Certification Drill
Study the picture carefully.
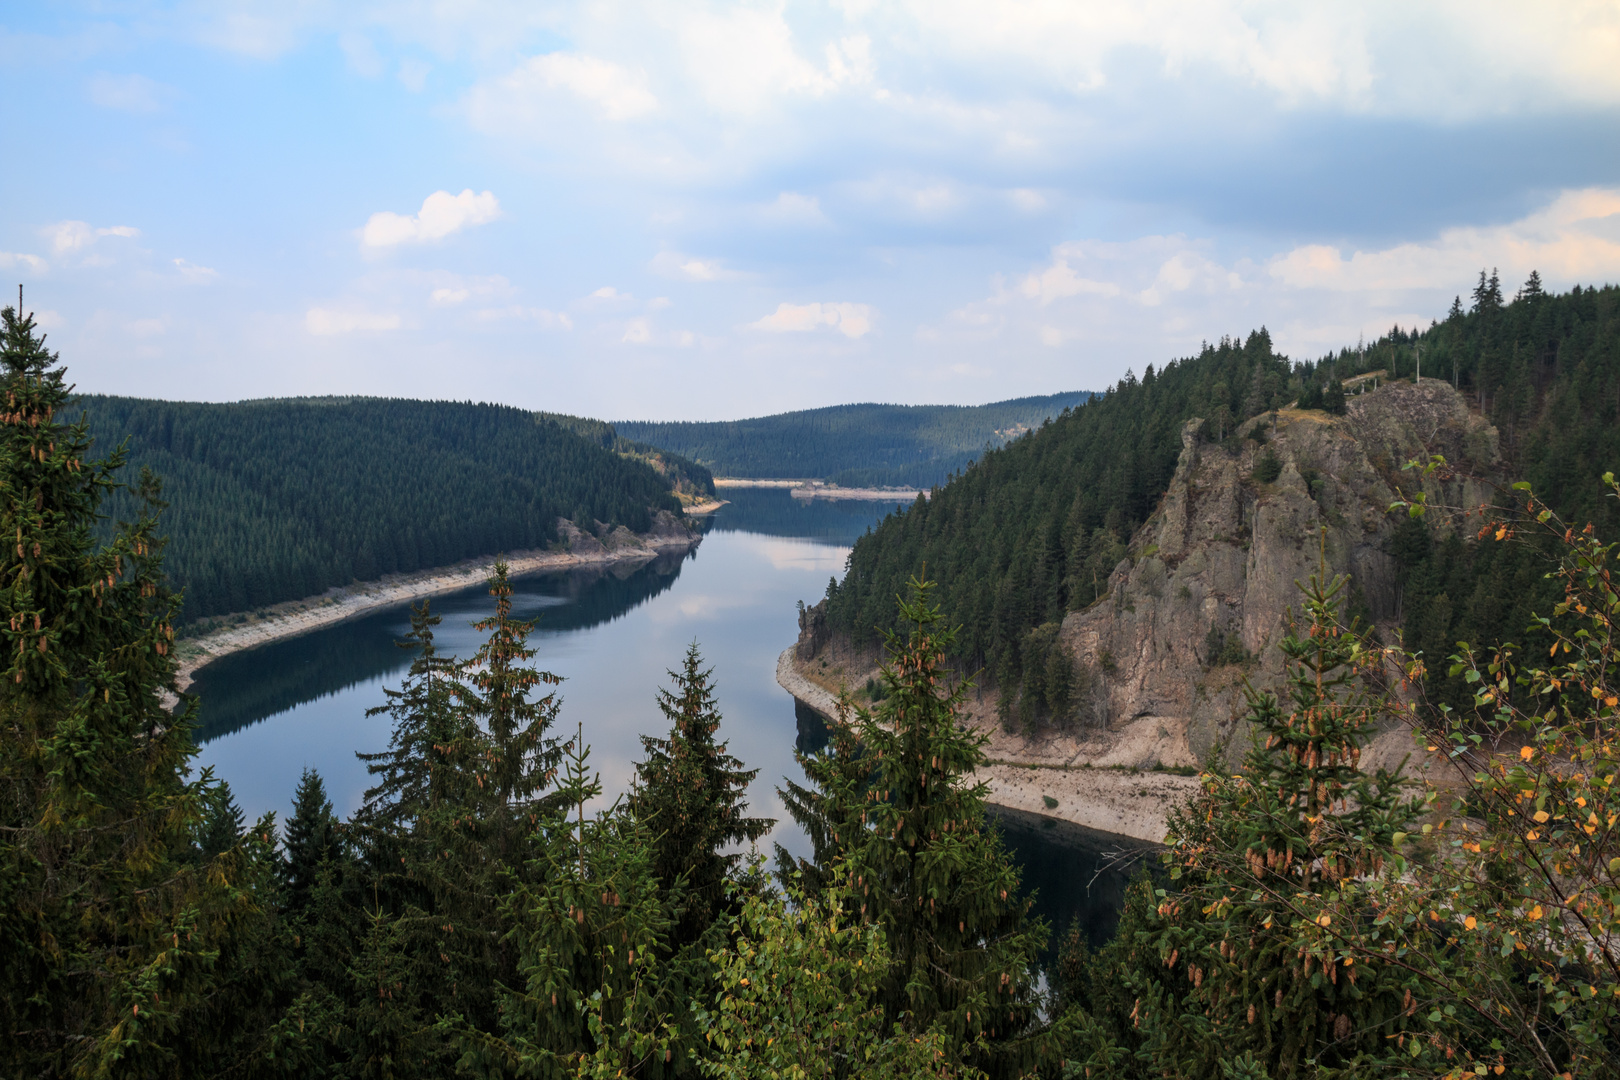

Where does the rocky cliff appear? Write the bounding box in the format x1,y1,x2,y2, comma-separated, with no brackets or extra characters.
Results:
1063,377,1496,770
778,378,1497,837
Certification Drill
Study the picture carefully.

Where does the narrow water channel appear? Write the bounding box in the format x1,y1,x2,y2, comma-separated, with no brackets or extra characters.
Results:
189,488,1150,950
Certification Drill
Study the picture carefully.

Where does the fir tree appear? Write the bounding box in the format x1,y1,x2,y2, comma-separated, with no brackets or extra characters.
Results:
284,767,341,915
631,642,772,947
837,576,1050,1077
0,303,273,1075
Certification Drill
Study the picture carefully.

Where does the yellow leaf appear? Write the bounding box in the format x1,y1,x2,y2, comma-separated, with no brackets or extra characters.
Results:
1317,915,1331,927
1533,810,1550,823
1528,905,1543,921
1464,916,1477,931
1520,746,1535,761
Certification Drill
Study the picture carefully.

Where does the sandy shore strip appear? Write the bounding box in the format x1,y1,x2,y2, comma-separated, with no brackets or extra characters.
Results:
713,477,926,501
775,647,1186,842
173,535,698,692
684,498,729,514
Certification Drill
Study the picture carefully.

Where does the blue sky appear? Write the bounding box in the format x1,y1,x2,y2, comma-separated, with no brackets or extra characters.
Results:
3,2,1619,421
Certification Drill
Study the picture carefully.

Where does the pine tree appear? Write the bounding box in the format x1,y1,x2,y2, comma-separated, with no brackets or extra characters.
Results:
631,642,772,947
836,576,1050,1077
284,767,341,915
0,304,273,1075
1094,547,1429,1078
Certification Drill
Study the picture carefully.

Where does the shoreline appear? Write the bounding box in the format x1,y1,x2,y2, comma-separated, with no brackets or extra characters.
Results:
714,477,927,502
775,647,1188,843
173,531,700,692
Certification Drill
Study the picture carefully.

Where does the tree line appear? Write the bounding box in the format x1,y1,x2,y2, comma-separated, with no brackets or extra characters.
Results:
2,304,1616,1077
617,393,1093,488
824,278,1620,724
75,395,702,622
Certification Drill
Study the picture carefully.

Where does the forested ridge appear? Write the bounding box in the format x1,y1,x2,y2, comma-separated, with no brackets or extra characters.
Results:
74,395,701,622
826,275,1620,707
4,300,1618,1077
616,391,1093,487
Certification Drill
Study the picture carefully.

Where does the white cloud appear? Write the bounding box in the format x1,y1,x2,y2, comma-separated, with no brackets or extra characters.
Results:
757,192,829,226
44,221,140,255
676,7,873,113
173,257,218,283
466,52,657,129
0,252,47,275
398,58,431,92
648,296,673,310
1267,188,1620,292
651,251,740,282
474,305,572,329
622,317,652,344
361,190,501,250
87,73,170,113
129,318,166,338
431,288,469,305
305,307,401,335
1015,246,1123,305
749,302,874,339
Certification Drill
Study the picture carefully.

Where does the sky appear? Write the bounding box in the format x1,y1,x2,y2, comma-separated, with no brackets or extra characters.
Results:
3,2,1619,421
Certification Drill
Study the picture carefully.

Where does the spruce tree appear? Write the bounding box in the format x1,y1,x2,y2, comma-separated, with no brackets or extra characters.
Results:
837,576,1050,1077
198,776,248,859
0,304,271,1075
284,767,341,915
1082,551,1429,1078
776,696,871,896
631,642,772,947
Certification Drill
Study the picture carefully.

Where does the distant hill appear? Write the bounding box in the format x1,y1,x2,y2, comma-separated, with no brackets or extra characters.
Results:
77,396,705,622
616,392,1096,488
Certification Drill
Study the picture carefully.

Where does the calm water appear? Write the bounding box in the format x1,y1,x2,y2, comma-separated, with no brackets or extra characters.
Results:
191,488,1148,948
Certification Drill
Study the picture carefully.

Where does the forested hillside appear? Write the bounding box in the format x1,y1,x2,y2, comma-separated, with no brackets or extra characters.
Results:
617,391,1093,487
825,275,1620,703
77,396,692,621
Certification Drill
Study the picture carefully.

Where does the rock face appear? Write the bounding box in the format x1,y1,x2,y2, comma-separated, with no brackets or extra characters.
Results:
797,600,831,661
556,509,694,556
1062,379,1499,767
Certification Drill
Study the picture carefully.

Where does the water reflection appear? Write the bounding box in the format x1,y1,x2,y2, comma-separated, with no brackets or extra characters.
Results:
188,488,1143,950
190,550,693,743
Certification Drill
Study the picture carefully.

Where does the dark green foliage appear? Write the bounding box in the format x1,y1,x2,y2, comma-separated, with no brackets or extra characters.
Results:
775,699,872,898
825,333,1288,707
199,777,248,859
618,392,1094,487
823,577,1053,1077
828,281,1620,721
0,305,281,1077
1202,624,1250,668
631,643,773,948
77,395,689,622
283,768,340,916
1061,562,1430,1078
536,410,715,501
1251,448,1282,484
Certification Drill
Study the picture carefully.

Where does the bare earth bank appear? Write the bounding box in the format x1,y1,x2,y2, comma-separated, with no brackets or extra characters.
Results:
174,514,700,693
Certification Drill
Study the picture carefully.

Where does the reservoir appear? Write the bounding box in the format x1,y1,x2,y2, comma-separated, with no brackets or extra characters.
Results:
190,487,1148,951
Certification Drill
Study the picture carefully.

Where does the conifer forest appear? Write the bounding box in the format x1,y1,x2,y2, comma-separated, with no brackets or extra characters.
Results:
4,271,1620,1080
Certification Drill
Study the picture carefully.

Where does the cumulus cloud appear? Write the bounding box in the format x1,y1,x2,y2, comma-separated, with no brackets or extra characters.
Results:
44,221,140,255
622,318,652,344
1267,188,1620,292
465,51,657,132
650,251,739,282
749,302,874,339
87,73,171,113
361,190,501,250
305,307,402,335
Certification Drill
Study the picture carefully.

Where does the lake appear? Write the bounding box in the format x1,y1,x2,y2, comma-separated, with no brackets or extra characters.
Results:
190,487,1150,950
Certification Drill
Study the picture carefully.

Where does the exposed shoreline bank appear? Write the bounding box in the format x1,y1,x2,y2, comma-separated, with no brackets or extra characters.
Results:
174,530,700,692
775,647,1188,843
715,477,926,501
